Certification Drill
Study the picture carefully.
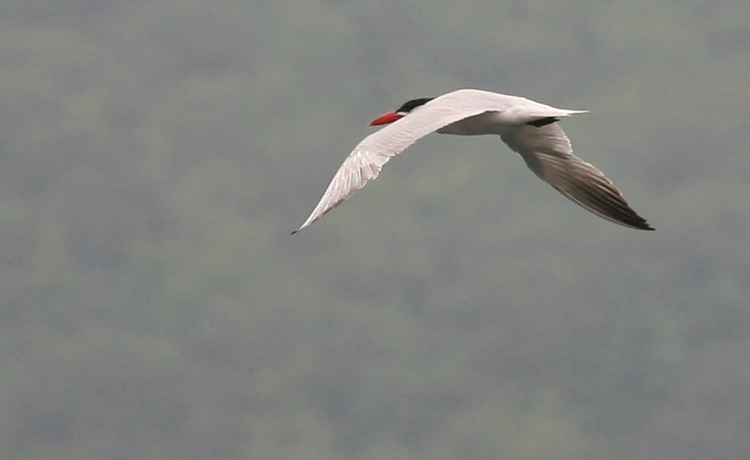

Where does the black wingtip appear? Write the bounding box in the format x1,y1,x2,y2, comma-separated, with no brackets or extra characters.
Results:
634,221,655,231
291,230,298,235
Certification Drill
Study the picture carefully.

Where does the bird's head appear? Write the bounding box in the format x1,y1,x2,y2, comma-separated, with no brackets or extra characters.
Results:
369,97,434,125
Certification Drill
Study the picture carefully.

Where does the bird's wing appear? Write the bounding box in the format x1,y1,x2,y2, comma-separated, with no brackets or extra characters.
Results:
501,122,653,230
293,93,503,233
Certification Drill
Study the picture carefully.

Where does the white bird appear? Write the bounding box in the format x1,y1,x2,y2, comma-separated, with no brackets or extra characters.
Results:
293,89,653,233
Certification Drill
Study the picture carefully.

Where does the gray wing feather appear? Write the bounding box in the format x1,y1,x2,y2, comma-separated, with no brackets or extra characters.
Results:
501,123,653,230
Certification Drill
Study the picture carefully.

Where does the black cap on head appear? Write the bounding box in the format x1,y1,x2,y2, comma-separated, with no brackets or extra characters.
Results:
396,98,434,114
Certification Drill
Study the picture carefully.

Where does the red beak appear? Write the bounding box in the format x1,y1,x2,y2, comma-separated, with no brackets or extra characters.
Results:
369,111,404,126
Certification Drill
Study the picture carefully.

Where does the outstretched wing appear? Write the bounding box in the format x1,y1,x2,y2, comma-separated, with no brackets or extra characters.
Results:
501,123,653,230
293,94,489,233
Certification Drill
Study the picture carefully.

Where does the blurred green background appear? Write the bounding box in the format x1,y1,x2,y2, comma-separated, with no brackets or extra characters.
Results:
1,1,749,459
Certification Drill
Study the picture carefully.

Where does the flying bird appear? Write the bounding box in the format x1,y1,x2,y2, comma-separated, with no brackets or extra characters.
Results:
293,89,653,233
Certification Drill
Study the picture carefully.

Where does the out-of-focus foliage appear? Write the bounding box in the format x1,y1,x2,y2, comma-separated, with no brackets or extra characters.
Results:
0,0,749,459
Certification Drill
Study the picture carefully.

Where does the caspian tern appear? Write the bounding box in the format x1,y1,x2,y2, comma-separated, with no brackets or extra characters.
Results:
293,89,653,233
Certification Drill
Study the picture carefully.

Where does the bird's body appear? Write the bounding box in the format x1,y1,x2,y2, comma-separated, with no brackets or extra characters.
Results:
293,89,653,233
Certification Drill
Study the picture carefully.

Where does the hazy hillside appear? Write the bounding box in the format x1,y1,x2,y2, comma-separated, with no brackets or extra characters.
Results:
1,1,749,459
